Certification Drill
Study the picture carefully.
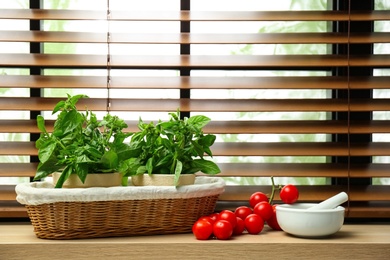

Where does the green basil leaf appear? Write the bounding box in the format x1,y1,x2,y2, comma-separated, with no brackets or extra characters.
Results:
100,150,119,170
77,154,95,164
120,158,143,176
191,159,221,175
86,146,103,159
187,115,211,129
54,165,73,188
116,144,142,161
158,121,175,131
69,94,88,108
61,110,83,136
155,154,173,168
36,115,47,133
200,134,216,147
136,166,147,174
204,147,213,157
34,159,62,180
191,140,204,158
52,100,66,115
174,159,183,186
75,163,88,183
146,157,154,174
37,142,57,163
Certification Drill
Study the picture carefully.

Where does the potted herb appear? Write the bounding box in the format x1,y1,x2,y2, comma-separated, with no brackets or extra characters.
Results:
120,110,221,186
34,94,136,188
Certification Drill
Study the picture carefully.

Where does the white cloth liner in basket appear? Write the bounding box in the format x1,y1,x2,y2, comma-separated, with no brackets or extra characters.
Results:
15,176,225,206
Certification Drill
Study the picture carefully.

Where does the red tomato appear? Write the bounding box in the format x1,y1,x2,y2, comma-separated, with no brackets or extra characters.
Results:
198,216,215,225
249,192,268,208
218,210,237,228
234,206,253,220
192,219,213,240
244,214,264,235
253,201,273,221
280,184,299,204
208,213,219,223
267,204,282,231
233,217,245,236
213,220,233,240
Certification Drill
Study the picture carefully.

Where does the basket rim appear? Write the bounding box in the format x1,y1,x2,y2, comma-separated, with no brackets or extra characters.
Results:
16,176,225,206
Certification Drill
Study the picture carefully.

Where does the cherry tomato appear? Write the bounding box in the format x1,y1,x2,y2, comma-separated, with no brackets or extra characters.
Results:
244,214,264,235
280,184,299,204
208,213,219,223
192,219,213,240
198,216,216,225
233,217,245,236
218,210,237,228
234,206,253,220
213,220,233,240
249,192,268,208
267,204,282,231
253,201,273,221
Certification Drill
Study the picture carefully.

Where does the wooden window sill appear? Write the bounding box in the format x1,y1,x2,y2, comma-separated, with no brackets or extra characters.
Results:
1,223,389,259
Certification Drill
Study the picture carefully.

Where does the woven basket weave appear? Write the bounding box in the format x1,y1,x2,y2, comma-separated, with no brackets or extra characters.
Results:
16,177,224,240
25,195,219,239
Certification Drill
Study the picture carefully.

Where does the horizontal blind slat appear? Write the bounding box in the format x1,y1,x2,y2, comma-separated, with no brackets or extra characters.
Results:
0,142,36,156
219,185,390,202
0,186,21,201
3,120,390,135
2,97,390,112
2,162,390,178
2,54,389,68
206,120,390,134
2,31,389,44
347,202,390,218
1,10,389,21
0,200,27,218
0,54,348,69
1,75,389,90
2,142,389,157
0,163,36,177
350,164,390,178
213,142,348,156
0,97,353,112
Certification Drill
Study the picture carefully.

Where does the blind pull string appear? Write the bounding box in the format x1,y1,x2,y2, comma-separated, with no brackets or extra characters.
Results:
106,0,112,113
346,0,351,216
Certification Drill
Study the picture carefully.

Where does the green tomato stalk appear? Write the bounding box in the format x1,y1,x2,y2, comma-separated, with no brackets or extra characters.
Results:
268,176,282,204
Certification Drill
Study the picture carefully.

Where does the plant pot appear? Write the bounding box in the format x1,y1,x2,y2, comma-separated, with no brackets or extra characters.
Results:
131,174,196,186
52,172,123,188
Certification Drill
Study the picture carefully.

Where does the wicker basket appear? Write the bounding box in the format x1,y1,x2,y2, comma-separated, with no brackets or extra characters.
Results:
16,177,224,240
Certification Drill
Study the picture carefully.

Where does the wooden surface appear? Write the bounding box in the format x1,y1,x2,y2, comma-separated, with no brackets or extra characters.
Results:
0,223,389,260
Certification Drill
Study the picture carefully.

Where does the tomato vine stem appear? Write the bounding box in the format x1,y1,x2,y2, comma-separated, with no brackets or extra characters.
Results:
269,176,276,204
268,176,282,204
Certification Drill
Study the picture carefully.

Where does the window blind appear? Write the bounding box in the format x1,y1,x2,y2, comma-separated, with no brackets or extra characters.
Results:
0,0,389,219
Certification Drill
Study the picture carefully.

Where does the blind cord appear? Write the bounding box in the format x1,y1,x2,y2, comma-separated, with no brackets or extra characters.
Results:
106,0,112,112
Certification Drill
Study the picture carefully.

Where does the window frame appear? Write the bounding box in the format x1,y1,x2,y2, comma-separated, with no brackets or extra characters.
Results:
0,0,389,221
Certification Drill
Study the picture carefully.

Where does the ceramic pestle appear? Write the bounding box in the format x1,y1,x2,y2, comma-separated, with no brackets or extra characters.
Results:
308,192,348,210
